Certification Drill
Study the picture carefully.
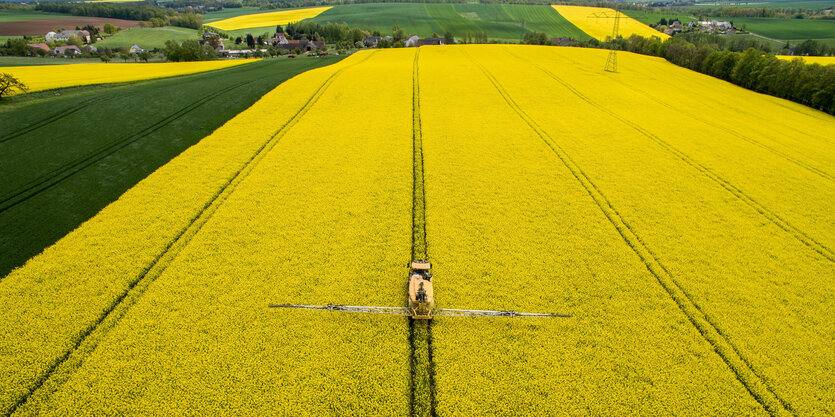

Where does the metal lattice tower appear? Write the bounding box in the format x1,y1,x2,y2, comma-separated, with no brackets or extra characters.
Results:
588,8,622,73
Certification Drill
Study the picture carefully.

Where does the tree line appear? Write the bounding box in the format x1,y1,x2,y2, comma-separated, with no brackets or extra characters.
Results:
687,6,835,19
34,3,203,29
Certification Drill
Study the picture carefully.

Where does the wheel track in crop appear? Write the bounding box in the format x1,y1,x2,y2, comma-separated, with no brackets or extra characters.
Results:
0,95,115,144
5,52,376,417
502,47,833,263
409,47,436,417
612,72,833,182
0,80,252,215
462,48,794,417
553,53,834,182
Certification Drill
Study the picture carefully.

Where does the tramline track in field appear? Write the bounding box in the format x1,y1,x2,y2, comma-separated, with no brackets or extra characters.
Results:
598,67,835,183
5,53,376,417
550,51,834,183
0,95,115,145
502,47,834,264
463,48,793,417
409,47,435,417
0,80,253,214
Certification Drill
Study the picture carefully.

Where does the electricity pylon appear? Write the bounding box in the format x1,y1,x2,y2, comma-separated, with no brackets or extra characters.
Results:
588,8,622,72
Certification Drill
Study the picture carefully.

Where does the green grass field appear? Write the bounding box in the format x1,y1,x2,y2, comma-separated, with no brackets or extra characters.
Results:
95,26,201,50
203,6,265,23
621,10,698,25
220,25,277,39
0,55,344,279
727,16,835,39
691,0,835,9
307,3,590,42
0,9,70,22
731,32,792,48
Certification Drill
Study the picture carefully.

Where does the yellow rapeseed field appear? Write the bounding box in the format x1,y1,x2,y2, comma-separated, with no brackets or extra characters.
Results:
1,49,414,416
424,45,833,416
776,55,835,65
0,59,259,94
1,45,833,415
553,5,670,41
208,7,331,31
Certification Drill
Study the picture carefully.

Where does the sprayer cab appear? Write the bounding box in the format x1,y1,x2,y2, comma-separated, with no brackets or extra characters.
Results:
408,260,434,319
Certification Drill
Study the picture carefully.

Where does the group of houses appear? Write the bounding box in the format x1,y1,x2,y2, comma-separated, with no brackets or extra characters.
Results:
660,20,685,36
688,20,737,35
361,35,450,47
26,29,145,57
266,33,327,51
202,31,328,56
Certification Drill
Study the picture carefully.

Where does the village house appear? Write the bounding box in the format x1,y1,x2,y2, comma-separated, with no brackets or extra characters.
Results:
418,37,444,46
27,43,51,54
53,45,81,56
129,44,144,53
200,32,225,52
551,37,579,47
362,36,381,47
277,39,325,52
404,35,420,47
269,33,289,45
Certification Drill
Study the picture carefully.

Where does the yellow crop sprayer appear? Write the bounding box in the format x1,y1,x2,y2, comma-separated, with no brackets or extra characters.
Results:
269,260,571,319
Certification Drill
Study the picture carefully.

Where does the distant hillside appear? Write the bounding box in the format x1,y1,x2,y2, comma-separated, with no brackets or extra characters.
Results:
308,3,591,42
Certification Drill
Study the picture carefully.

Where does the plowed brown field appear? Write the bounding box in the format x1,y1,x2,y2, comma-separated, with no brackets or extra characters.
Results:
0,17,142,36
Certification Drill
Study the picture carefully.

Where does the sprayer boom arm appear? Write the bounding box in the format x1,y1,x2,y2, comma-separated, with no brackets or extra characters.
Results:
434,308,571,318
269,303,411,315
269,303,570,318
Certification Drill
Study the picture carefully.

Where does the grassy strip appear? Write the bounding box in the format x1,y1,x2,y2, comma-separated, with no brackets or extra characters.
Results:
410,320,433,417
8,53,372,416
0,57,342,279
409,47,434,417
466,48,793,416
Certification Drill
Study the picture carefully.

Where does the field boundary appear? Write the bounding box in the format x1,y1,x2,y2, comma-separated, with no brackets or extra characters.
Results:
503,47,833,263
463,48,794,417
409,47,436,417
6,52,375,416
0,80,252,215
